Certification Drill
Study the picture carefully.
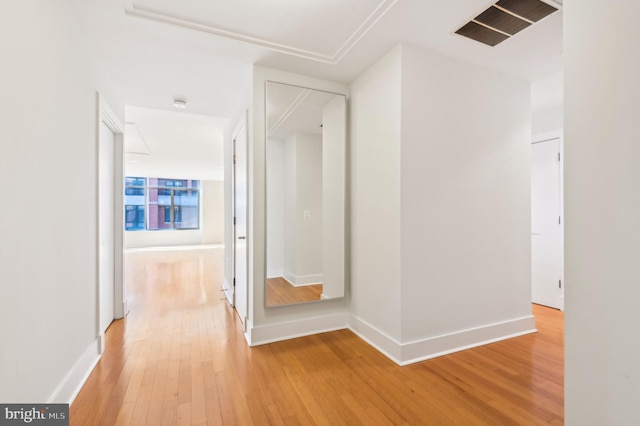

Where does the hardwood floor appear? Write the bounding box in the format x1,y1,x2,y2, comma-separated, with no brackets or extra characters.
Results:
70,247,564,425
266,277,323,306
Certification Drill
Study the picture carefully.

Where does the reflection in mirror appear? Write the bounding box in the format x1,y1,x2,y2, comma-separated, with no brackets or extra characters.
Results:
265,81,346,307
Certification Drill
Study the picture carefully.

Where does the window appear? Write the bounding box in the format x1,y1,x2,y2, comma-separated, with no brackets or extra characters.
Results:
125,205,145,230
125,177,146,230
124,176,200,230
163,206,183,224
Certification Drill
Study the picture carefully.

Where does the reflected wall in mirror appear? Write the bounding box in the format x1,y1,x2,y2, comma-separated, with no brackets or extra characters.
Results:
265,81,347,307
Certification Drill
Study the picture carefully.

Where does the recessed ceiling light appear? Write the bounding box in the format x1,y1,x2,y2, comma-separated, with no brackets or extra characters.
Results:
173,99,187,109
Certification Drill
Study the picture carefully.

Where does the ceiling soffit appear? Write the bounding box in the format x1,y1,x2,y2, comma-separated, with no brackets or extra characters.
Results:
123,0,398,64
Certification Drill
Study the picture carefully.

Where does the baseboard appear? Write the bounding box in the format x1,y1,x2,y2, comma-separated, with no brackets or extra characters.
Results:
223,278,233,305
115,299,127,320
244,319,253,345
348,315,403,364
248,313,349,346
348,314,537,366
98,334,106,355
48,338,102,404
283,270,323,287
398,315,537,365
293,274,323,286
282,270,296,286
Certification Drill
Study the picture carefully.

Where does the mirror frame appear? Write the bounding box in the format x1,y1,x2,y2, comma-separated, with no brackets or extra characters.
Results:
264,80,348,308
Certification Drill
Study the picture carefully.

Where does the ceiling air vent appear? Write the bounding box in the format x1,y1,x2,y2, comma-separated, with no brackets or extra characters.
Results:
456,22,509,47
455,0,558,47
496,0,557,22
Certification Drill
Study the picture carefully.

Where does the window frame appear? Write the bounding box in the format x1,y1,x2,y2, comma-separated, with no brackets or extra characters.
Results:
124,176,200,231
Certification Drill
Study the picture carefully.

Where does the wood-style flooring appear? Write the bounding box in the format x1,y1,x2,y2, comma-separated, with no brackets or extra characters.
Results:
70,247,564,425
266,277,323,306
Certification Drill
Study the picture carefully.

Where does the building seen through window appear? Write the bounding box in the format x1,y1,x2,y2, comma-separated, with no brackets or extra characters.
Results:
125,176,200,230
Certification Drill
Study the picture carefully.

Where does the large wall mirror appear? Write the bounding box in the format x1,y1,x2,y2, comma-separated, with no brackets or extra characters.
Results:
265,81,347,307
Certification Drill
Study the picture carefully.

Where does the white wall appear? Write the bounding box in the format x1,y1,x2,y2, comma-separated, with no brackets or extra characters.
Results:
349,46,403,343
348,44,534,364
400,44,533,343
565,1,640,424
532,70,563,135
266,138,285,278
321,96,347,299
201,180,225,244
283,133,297,279
0,0,122,402
293,132,323,283
532,106,563,135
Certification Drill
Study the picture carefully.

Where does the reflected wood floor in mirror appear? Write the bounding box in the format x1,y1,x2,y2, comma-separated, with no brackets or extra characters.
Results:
70,247,563,425
266,277,322,306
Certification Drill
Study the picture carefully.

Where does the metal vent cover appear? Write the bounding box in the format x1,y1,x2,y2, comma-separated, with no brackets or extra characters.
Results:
456,21,510,47
455,0,558,47
496,0,558,22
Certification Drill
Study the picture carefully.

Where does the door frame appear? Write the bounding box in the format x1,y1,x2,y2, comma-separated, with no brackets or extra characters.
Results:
231,112,249,328
96,92,125,353
532,129,564,310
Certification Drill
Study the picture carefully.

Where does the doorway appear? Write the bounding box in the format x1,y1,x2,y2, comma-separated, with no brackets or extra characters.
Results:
121,106,227,329
531,135,563,310
97,94,125,352
232,119,248,328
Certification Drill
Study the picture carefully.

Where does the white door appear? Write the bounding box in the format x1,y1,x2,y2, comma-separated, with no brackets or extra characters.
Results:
531,139,563,309
99,121,116,334
233,123,248,327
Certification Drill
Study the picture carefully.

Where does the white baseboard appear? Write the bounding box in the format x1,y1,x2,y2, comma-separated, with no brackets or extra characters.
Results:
282,270,295,286
48,338,102,404
247,311,535,365
248,313,349,346
223,278,233,305
398,315,537,365
348,315,403,364
283,270,323,287
349,314,537,366
115,299,127,320
98,334,105,355
294,274,323,286
244,319,253,345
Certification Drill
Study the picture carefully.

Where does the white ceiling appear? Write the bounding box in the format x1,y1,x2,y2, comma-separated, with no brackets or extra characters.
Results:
124,106,226,181
266,82,340,141
73,0,563,158
73,0,562,117
124,0,399,64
